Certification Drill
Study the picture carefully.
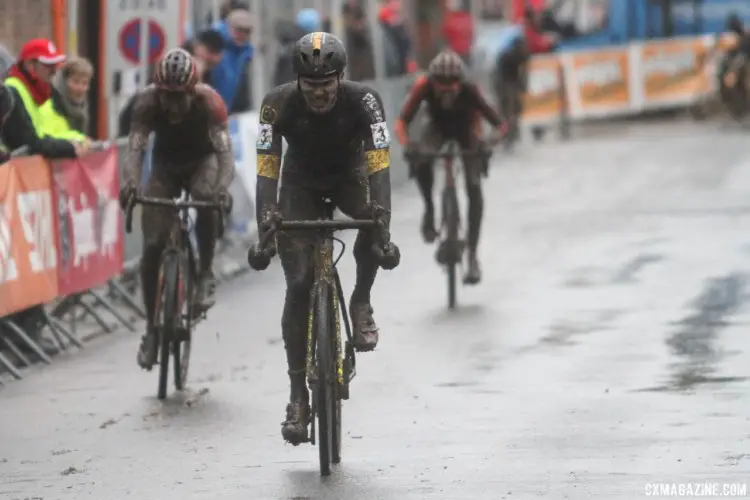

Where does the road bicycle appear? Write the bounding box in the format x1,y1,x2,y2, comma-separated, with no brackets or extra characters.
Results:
125,192,224,400
406,141,493,309
248,199,382,476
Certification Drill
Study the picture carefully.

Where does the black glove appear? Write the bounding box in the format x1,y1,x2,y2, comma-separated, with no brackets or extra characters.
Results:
118,182,138,211
247,243,272,270
372,241,401,270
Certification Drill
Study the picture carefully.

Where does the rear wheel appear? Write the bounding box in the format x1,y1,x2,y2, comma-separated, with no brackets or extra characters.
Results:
442,186,460,309
314,281,337,476
157,255,180,400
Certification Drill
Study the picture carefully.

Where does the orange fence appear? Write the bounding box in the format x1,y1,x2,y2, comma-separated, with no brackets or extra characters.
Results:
0,147,123,318
520,33,740,125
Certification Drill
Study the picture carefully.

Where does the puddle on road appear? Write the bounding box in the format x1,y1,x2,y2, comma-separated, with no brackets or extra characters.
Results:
611,253,665,284
636,273,750,393
564,253,665,288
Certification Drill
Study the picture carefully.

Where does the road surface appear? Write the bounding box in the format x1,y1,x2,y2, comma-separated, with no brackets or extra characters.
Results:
2,122,750,499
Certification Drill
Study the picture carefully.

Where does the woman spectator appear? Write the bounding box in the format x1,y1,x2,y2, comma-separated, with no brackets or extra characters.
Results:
39,57,93,140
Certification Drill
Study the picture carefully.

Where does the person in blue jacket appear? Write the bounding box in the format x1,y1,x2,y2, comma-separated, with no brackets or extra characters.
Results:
211,8,254,112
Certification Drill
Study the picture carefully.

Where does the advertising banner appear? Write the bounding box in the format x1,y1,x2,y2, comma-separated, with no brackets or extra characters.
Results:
0,157,59,316
522,55,565,124
568,47,631,116
51,147,123,296
640,38,711,107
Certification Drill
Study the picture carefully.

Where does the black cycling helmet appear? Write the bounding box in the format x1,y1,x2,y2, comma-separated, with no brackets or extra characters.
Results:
0,81,14,123
154,48,198,91
292,31,347,78
428,50,466,85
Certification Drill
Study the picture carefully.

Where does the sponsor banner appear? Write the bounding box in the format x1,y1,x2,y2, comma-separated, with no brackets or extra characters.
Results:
640,38,710,107
522,54,565,123
0,157,59,316
568,47,631,115
52,147,123,296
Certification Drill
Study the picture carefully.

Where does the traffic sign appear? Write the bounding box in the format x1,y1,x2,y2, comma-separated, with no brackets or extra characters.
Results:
118,18,166,65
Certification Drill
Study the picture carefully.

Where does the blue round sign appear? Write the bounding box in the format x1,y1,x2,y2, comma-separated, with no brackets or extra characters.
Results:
118,18,166,65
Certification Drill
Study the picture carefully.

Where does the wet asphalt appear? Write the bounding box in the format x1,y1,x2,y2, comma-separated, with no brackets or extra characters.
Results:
2,121,750,499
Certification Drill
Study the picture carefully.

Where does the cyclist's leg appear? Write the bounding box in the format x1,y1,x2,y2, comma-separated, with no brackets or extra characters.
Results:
335,167,380,351
278,177,325,444
188,154,221,311
138,166,181,369
411,119,444,242
460,128,484,285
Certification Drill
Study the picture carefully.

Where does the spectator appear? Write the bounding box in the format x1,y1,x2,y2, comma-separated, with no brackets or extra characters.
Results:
0,81,13,162
206,0,249,26
1,40,86,357
183,29,225,85
211,8,254,113
524,7,558,55
378,0,418,76
39,56,93,140
3,38,84,158
343,0,375,81
442,4,475,65
274,8,320,87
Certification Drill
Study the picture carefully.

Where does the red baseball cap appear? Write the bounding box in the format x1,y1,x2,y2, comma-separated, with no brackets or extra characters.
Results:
18,38,66,65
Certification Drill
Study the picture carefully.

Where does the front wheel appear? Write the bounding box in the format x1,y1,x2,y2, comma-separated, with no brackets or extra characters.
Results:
442,186,461,309
156,254,181,400
313,281,340,476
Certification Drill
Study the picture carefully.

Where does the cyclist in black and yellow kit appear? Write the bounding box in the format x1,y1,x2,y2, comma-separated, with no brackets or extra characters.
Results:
246,32,400,445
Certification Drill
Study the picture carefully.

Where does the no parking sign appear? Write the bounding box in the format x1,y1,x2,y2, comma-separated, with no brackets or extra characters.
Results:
118,18,166,65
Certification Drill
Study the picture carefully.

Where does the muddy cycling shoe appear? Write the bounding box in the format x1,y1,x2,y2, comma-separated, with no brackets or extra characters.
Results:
421,211,438,243
192,272,217,317
351,303,379,352
281,400,310,445
137,330,158,370
463,256,482,285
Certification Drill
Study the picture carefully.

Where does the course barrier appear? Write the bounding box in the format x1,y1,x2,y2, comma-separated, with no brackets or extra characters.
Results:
519,33,740,127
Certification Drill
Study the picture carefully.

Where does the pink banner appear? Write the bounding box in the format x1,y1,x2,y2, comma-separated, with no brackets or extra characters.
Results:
51,147,124,296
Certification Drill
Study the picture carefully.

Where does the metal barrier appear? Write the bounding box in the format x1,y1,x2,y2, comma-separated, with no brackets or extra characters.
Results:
0,142,145,381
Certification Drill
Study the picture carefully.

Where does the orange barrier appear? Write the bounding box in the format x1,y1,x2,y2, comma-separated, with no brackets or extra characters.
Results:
521,33,738,124
0,147,123,317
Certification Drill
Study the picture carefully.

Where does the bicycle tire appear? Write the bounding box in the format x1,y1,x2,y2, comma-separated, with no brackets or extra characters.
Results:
331,288,343,464
173,259,192,391
313,280,337,476
157,254,180,400
442,186,460,309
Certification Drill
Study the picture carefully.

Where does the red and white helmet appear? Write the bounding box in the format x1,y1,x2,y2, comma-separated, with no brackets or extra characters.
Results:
427,50,466,85
154,48,198,91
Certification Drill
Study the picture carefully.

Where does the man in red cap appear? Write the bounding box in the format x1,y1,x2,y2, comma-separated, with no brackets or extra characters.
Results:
3,38,86,159
1,40,85,358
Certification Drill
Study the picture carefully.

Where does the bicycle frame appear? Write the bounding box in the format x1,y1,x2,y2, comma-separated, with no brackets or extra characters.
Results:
305,201,344,388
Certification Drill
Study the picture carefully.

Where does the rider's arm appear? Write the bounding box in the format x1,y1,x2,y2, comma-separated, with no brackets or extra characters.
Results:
467,82,505,128
123,89,156,187
394,75,429,146
255,94,284,231
360,88,392,228
203,85,236,190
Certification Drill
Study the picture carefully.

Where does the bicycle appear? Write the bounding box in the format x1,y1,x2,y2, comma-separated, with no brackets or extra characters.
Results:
247,199,382,476
124,192,225,400
405,140,493,309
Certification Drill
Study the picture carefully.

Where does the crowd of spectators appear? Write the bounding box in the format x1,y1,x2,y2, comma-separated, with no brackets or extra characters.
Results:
0,38,94,356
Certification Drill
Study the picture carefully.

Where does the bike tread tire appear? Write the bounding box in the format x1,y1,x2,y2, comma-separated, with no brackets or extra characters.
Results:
443,187,460,309
314,281,335,476
157,254,180,400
